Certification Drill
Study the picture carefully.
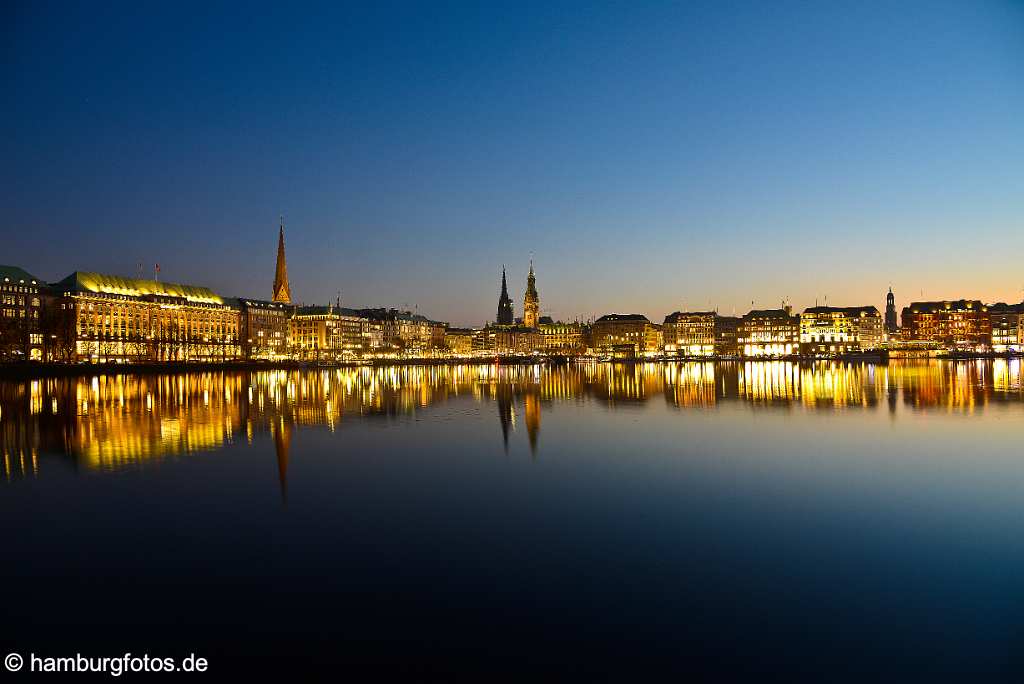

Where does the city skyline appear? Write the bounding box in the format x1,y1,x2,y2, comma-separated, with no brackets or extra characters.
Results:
4,1,1023,327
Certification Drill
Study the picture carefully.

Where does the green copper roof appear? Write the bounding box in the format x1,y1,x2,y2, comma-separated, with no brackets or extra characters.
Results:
0,264,41,284
55,271,224,304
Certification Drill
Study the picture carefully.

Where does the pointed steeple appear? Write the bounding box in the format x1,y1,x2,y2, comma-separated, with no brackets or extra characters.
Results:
272,217,291,304
497,266,514,325
523,258,539,328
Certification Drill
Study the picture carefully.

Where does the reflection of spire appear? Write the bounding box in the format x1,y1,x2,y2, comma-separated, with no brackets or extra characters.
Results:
497,383,513,453
272,417,292,505
524,389,540,458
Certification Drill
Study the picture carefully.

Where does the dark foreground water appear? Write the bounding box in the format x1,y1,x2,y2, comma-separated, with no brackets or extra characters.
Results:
2,360,1024,680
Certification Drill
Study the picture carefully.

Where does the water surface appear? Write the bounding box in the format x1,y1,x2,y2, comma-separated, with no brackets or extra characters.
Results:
1,360,1023,679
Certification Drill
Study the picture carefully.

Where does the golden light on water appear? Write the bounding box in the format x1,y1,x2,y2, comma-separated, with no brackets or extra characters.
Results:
0,360,1021,479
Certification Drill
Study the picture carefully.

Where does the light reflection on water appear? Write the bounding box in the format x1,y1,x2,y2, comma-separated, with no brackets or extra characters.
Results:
2,359,1024,677
0,359,1021,478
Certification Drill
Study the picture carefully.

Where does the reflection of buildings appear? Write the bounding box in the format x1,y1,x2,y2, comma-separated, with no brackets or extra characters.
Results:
3,360,1023,479
272,416,292,503
496,382,513,452
523,389,540,456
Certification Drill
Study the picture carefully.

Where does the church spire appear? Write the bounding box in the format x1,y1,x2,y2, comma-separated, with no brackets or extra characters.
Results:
523,259,539,328
272,216,291,304
497,266,514,325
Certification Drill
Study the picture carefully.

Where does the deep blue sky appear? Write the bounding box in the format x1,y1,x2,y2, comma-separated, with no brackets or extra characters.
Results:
3,1,1023,326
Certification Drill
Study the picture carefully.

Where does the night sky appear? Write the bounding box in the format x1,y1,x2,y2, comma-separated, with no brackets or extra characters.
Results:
3,1,1023,326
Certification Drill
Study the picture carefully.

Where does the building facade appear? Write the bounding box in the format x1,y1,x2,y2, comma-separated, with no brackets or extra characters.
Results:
988,302,1023,352
714,316,741,356
356,308,446,355
444,328,475,356
539,320,587,355
0,265,43,361
234,298,290,359
592,314,662,356
51,272,241,362
901,300,991,350
290,306,345,360
738,308,800,357
799,306,882,355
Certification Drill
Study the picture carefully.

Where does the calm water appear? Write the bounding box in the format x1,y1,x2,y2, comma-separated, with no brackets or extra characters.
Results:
2,360,1024,679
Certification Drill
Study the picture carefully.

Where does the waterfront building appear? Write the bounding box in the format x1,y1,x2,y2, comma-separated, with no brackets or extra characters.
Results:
714,316,741,356
272,220,291,304
661,311,741,357
494,325,542,355
496,267,514,325
592,314,662,357
901,300,991,350
988,302,1023,352
231,298,290,359
885,287,898,334
444,328,475,356
0,265,43,361
523,261,539,329
290,305,345,360
356,308,446,354
738,308,799,357
799,306,882,355
50,271,240,362
336,308,371,355
538,320,587,355
473,326,497,354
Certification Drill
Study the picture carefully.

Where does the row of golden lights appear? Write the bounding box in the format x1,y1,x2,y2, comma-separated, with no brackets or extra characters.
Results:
2,359,1021,418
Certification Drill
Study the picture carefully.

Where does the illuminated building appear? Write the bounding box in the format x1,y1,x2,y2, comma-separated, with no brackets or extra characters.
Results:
51,271,241,362
493,325,542,355
291,305,348,360
662,311,740,357
538,320,587,354
496,267,514,325
444,328,475,356
592,314,662,357
0,265,43,361
473,326,497,354
901,300,991,350
799,306,882,355
885,287,898,334
290,304,369,359
523,260,539,329
988,302,1023,352
230,298,290,359
356,308,446,355
272,219,291,304
714,316,741,356
738,308,799,357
